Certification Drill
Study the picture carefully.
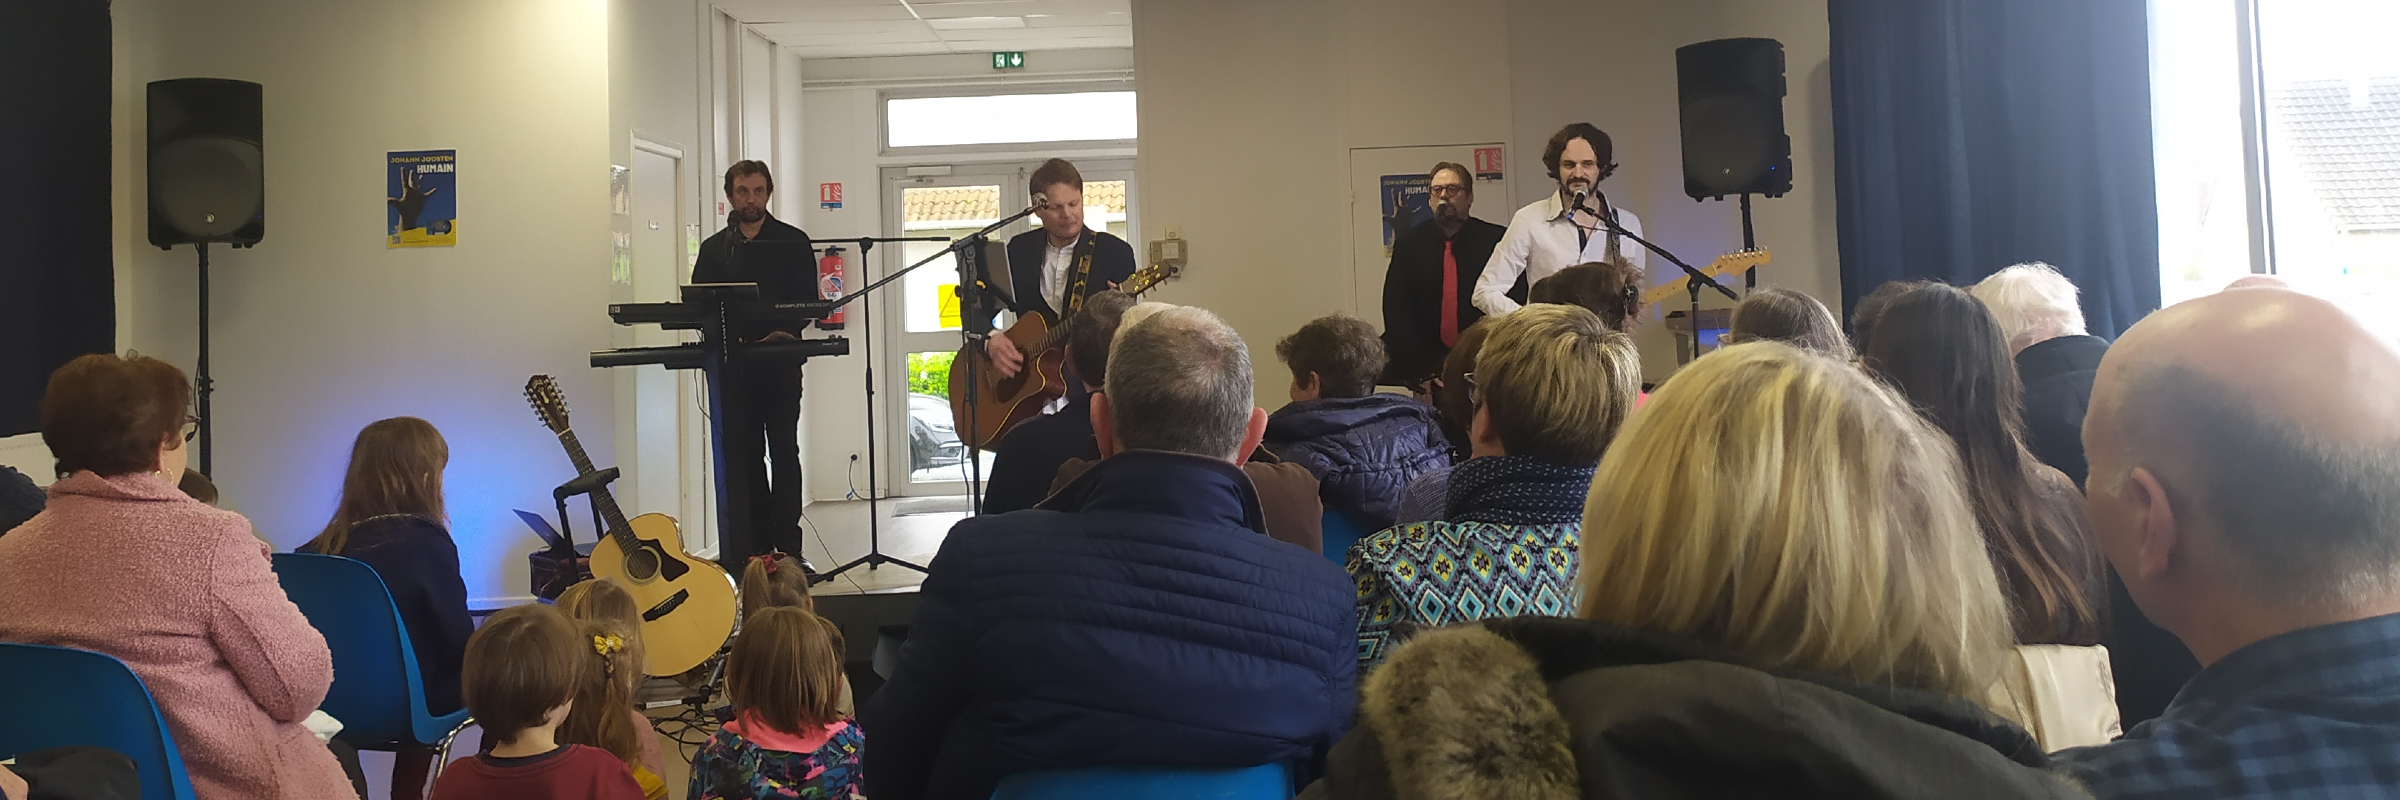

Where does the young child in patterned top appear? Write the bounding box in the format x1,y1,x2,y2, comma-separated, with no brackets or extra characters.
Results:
689,606,864,800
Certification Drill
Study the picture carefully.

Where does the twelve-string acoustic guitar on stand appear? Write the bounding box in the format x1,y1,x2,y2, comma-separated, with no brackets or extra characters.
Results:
948,260,1183,449
524,374,737,677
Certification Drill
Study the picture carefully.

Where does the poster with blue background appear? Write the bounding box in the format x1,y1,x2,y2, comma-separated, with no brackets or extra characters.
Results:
1379,173,1431,256
388,149,457,247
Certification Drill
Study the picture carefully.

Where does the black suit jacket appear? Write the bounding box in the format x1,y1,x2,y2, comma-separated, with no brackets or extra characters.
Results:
2015,334,2109,489
1003,228,1137,324
1380,217,1511,385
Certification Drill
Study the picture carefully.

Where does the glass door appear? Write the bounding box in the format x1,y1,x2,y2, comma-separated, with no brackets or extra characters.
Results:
877,160,1136,497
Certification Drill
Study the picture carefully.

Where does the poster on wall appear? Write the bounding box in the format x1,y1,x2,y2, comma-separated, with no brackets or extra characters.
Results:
1377,174,1432,256
387,149,458,248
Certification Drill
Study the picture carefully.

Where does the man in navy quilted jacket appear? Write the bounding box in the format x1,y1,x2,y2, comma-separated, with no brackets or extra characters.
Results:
1263,314,1449,531
864,304,1358,800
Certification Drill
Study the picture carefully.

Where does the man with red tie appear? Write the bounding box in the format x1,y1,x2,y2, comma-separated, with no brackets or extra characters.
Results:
1380,162,1514,391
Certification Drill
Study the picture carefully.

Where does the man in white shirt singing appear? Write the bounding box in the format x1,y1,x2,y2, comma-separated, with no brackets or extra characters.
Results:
1472,123,1646,316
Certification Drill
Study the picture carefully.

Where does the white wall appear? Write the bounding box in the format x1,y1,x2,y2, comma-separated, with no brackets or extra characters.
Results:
1132,0,1840,390
113,0,617,606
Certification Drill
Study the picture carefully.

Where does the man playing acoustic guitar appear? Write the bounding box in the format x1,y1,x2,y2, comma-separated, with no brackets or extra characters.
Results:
978,158,1136,385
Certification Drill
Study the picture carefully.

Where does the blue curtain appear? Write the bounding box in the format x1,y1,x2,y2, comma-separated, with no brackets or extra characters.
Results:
0,0,114,436
1830,0,2160,338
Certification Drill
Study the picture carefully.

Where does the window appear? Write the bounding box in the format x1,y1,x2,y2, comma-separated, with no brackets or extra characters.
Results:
2152,0,2400,332
885,91,1138,149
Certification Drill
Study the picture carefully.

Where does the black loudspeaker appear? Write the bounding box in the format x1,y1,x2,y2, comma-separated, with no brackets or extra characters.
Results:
1677,38,1792,200
147,78,263,248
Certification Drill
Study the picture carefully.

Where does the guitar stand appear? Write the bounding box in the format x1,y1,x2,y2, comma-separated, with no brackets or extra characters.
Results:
550,467,622,555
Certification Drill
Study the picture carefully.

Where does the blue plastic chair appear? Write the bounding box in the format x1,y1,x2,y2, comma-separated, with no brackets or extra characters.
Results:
1321,508,1377,566
992,763,1293,800
0,642,198,800
270,554,475,770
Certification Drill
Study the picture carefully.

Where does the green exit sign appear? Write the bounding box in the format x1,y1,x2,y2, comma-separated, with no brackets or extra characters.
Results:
991,51,1026,70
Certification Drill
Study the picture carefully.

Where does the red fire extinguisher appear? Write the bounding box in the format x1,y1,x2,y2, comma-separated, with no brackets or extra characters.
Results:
817,246,846,330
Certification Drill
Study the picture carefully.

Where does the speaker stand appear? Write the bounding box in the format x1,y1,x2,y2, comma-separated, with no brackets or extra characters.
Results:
1739,193,1758,293
194,242,215,476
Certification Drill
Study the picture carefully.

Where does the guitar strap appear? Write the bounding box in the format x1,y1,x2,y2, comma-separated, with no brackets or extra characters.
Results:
1062,229,1099,320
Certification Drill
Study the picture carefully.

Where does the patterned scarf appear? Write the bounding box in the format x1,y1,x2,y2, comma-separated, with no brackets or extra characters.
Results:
1443,454,1596,527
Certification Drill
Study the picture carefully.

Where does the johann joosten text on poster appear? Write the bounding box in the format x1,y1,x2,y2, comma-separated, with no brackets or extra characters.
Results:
388,150,458,248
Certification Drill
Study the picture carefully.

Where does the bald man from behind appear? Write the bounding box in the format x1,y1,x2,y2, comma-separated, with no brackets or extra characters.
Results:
2050,288,2400,799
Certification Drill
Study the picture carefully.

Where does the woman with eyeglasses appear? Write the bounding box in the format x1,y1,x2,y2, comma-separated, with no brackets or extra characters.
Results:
0,354,356,800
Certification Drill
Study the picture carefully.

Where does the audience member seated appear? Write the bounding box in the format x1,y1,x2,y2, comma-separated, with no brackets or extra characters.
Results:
1526,256,1645,335
690,607,864,799
0,354,353,800
1970,263,2108,487
176,467,218,505
2051,289,2400,798
1264,314,1448,531
1349,304,1637,672
1862,283,2116,748
1849,278,1931,352
553,578,668,799
866,306,1357,800
429,604,644,800
1726,286,1853,359
0,463,41,535
740,551,814,616
1016,299,1328,551
1302,342,2080,799
981,289,1136,515
1390,320,1493,525
1972,264,2197,729
297,416,472,799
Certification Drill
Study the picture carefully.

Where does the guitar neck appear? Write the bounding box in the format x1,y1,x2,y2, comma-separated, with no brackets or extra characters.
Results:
554,430,637,547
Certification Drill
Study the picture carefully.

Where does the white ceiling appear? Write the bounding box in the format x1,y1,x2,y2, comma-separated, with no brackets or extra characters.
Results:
718,0,1133,60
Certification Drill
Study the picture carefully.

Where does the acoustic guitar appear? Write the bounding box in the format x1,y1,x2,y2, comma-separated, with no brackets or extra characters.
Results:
948,261,1180,450
524,375,737,677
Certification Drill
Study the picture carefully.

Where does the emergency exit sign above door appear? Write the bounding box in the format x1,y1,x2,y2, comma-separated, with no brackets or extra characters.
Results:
991,51,1025,70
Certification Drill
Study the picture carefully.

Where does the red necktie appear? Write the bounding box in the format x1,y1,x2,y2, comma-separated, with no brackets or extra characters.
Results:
1439,240,1460,347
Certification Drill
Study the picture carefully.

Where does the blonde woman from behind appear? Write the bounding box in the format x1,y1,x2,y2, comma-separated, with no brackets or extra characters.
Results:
1299,343,2083,800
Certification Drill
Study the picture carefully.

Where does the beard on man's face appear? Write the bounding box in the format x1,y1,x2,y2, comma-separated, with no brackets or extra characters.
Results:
734,206,767,223
1434,201,1465,222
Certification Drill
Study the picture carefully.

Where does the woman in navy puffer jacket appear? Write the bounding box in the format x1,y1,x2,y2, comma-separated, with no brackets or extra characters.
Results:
1265,315,1450,530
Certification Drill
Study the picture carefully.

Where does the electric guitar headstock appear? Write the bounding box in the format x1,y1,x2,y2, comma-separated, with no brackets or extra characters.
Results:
525,374,571,434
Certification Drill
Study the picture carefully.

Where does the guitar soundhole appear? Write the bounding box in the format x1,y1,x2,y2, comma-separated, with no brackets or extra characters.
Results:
623,548,662,582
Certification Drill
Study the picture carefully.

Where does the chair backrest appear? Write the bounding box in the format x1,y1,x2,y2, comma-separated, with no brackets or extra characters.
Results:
270,552,442,746
992,764,1292,800
1320,508,1375,565
0,643,198,800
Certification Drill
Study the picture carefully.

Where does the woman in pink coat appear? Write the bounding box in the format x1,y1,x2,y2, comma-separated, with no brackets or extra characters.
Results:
0,354,354,800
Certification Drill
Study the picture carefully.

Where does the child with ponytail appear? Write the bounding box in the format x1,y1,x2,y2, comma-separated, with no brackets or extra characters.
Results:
740,551,813,617
555,579,669,799
688,607,863,799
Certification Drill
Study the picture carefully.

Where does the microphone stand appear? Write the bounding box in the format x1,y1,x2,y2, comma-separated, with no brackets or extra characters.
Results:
1579,196,1739,360
819,204,1042,581
788,235,942,582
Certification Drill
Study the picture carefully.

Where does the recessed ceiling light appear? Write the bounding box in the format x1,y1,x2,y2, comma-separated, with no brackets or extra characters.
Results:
926,16,1027,30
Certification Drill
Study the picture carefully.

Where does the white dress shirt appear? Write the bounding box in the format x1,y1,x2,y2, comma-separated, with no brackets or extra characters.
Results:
1040,240,1076,313
1472,190,1645,315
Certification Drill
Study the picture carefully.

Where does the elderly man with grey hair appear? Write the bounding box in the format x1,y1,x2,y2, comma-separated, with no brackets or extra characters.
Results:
2051,288,2400,798
1970,262,2110,489
865,304,1358,800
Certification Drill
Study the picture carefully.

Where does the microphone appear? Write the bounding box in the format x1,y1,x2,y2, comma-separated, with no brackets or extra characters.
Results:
1031,191,1050,211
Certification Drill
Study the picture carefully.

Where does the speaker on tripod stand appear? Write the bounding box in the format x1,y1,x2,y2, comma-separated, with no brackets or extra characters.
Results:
147,77,265,476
